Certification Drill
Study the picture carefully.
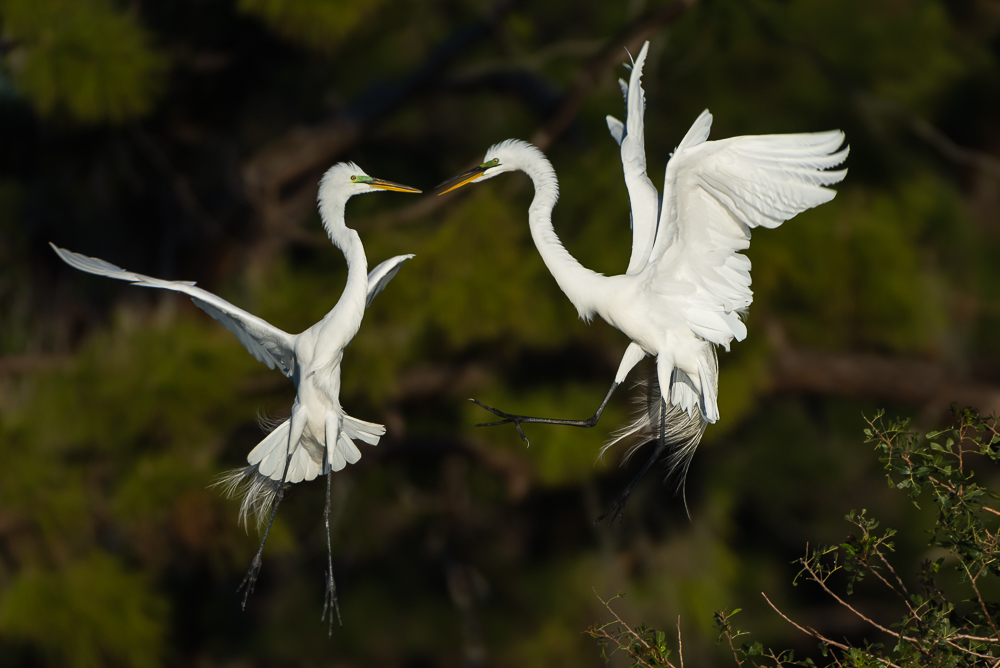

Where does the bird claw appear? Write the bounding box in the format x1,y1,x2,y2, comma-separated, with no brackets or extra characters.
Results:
321,568,342,636
238,553,263,610
595,493,630,527
470,398,531,447
469,397,507,417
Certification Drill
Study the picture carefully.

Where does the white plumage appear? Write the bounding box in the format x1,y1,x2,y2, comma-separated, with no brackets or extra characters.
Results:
51,161,420,625
440,41,847,521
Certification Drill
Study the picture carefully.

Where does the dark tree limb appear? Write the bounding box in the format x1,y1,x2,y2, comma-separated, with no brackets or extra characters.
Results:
0,355,72,375
239,0,519,274
767,347,1000,417
240,0,702,244
359,0,703,231
764,323,1000,417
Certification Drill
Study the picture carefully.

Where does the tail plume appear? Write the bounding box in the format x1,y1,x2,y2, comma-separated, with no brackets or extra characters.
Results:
255,409,288,434
212,465,283,532
601,375,707,500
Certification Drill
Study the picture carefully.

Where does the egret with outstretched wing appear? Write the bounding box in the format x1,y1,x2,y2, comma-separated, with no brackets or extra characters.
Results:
605,41,661,276
439,46,847,523
51,162,419,633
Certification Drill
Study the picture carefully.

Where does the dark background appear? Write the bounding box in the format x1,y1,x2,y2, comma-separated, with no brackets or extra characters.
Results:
1,0,999,666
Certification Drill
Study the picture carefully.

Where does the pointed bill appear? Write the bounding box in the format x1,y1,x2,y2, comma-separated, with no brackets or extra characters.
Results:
436,164,489,195
369,178,422,194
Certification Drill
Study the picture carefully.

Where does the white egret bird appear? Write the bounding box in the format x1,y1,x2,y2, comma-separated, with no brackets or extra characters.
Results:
439,45,847,523
50,162,420,632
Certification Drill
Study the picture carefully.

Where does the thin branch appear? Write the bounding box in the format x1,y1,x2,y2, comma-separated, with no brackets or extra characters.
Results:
877,551,910,599
589,590,677,668
864,562,927,637
800,558,917,645
761,592,850,652
676,616,684,668
942,638,1000,660
952,633,1000,643
963,561,1000,641
723,618,744,668
593,592,651,652
761,592,902,668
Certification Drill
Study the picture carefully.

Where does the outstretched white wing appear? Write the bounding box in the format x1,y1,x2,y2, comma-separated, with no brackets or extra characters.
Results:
51,243,297,377
647,110,848,348
605,41,662,275
365,254,414,308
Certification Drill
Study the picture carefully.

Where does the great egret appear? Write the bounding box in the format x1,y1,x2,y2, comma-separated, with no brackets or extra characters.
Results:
439,44,847,523
50,162,420,633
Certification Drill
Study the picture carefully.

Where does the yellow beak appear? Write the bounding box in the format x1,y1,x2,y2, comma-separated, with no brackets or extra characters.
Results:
436,165,489,195
369,178,422,194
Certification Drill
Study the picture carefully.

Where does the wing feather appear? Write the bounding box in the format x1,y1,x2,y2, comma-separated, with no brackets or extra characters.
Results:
51,243,297,376
647,113,848,349
366,254,414,308
608,41,662,275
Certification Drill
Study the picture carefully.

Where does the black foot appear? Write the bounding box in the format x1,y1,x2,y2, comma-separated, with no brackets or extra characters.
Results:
321,568,342,635
470,398,531,446
238,552,263,610
595,489,632,526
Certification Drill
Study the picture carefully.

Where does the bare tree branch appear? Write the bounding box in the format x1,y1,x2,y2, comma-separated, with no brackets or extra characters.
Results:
253,0,702,236
238,0,519,273
0,354,72,376
768,347,1000,416
762,592,902,668
589,590,679,668
766,325,1000,417
858,94,1000,182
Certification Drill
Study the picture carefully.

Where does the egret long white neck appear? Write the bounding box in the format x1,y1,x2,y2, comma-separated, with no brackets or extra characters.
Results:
504,141,603,320
318,193,368,327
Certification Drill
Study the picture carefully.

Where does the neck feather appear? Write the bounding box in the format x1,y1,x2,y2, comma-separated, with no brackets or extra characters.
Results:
319,194,369,330
509,143,604,320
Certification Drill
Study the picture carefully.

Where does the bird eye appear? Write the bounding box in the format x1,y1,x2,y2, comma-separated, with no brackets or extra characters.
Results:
491,159,499,164
351,176,357,181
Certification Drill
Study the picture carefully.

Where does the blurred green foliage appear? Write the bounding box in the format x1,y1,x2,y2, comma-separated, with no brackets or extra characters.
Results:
0,0,999,666
0,0,166,122
0,553,167,668
237,0,386,54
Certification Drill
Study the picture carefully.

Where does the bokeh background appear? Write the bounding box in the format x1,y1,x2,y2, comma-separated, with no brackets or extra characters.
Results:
1,0,999,666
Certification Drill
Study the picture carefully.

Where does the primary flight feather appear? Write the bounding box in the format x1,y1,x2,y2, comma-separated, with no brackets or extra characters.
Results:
439,41,847,523
51,161,420,633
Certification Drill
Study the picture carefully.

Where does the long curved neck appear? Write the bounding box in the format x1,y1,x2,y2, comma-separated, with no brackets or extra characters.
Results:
318,194,368,334
517,148,604,321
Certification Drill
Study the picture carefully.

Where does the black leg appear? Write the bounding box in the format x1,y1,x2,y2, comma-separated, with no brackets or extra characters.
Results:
238,451,292,610
595,397,667,525
472,381,620,447
238,485,284,609
321,470,342,635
